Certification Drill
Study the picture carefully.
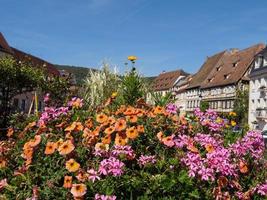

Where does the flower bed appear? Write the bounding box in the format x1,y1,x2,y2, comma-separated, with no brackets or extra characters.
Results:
0,98,266,199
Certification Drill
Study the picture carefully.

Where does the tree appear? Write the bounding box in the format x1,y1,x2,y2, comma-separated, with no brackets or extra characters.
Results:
0,57,68,128
233,89,249,127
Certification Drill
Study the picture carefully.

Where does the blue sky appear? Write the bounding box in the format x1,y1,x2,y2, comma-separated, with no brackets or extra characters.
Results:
1,0,267,76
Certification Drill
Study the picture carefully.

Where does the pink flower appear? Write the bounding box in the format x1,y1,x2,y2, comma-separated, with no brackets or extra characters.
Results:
166,103,178,114
87,169,100,182
111,145,135,159
257,181,267,196
138,155,156,166
0,179,8,190
98,157,125,177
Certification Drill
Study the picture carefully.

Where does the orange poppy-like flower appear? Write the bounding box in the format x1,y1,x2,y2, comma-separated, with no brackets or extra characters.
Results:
76,171,88,182
115,119,127,132
126,115,138,123
82,128,92,138
239,161,248,174
85,118,94,128
95,142,109,151
0,158,7,168
205,144,215,153
124,107,135,116
162,136,175,147
65,132,74,140
104,126,115,135
187,145,199,153
29,135,42,148
23,147,33,159
66,159,80,172
107,116,116,125
217,176,228,188
101,135,111,144
92,126,101,136
126,126,138,139
71,183,87,198
65,122,84,132
63,176,72,188
157,131,164,141
153,106,164,115
7,127,14,137
56,139,64,148
115,133,128,146
44,142,57,155
58,140,75,155
137,125,145,133
65,122,76,132
96,113,108,124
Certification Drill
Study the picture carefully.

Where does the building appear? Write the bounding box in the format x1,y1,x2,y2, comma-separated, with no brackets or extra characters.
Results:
0,32,59,114
184,44,265,113
150,69,190,106
248,47,267,130
173,75,192,113
185,51,226,112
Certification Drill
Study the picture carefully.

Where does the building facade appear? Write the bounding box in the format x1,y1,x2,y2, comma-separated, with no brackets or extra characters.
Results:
185,44,265,113
249,47,267,130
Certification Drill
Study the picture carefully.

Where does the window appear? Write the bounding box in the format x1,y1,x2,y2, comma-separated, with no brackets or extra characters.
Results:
208,77,214,83
255,56,263,69
224,74,230,79
216,66,222,71
21,99,26,111
264,57,267,67
232,62,238,67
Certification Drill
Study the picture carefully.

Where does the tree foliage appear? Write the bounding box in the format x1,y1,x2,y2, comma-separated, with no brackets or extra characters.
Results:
233,89,249,127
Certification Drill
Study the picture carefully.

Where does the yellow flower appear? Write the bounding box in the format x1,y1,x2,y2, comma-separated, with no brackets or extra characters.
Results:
66,159,80,172
127,55,137,61
111,92,118,98
231,120,236,127
229,112,237,117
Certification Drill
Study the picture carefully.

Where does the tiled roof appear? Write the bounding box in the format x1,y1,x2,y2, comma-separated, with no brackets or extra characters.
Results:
187,51,226,89
200,43,265,89
0,32,13,54
0,32,59,76
11,47,59,76
153,69,189,91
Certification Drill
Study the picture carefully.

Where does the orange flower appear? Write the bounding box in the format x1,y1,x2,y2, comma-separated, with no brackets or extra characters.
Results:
58,140,75,155
115,133,128,146
71,183,87,198
107,116,116,125
29,135,42,148
0,158,7,168
217,176,228,188
205,144,215,153
95,142,109,151
126,115,138,123
115,119,127,132
63,176,72,188
124,107,135,116
96,113,108,124
7,127,14,137
157,131,164,141
66,159,80,172
162,136,175,147
65,122,84,132
104,126,115,135
239,161,248,174
137,125,145,133
187,145,199,153
85,118,94,128
56,138,64,148
76,171,88,182
23,148,33,159
92,126,101,136
44,142,57,155
101,135,111,144
126,126,138,139
153,106,164,115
